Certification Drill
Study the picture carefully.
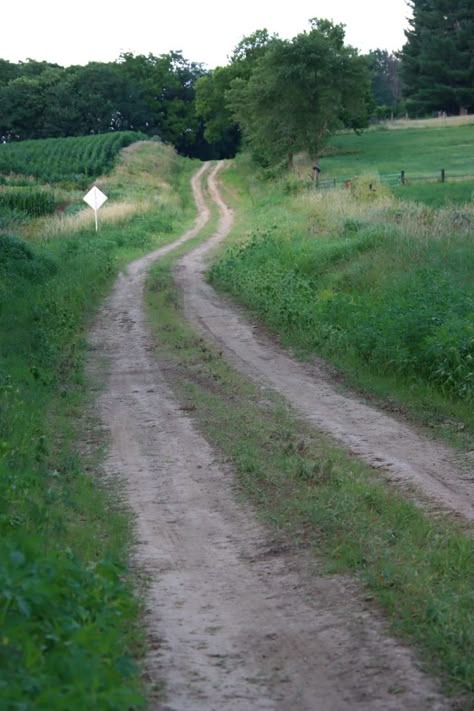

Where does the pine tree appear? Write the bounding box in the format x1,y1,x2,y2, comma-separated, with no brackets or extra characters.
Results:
401,0,474,115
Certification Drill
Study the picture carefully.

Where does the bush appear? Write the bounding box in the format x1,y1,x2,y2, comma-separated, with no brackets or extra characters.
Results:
0,541,143,709
0,234,57,287
350,176,391,201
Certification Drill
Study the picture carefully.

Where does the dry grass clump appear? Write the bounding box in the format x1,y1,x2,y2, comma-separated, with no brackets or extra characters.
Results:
297,183,474,243
381,114,474,130
31,200,151,240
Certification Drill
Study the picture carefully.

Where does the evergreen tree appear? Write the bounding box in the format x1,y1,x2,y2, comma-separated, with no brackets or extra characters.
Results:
401,0,474,115
367,50,402,111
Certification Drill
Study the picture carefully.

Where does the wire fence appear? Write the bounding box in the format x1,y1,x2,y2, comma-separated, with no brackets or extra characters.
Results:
311,170,474,192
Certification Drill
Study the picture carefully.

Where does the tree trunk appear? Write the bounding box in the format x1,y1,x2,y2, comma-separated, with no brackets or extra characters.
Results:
287,152,294,170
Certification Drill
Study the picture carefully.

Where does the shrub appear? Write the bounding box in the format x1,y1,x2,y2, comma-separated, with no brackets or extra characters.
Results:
350,176,391,201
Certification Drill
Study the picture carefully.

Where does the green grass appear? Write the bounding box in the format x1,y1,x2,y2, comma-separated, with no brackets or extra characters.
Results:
320,123,474,181
145,251,474,704
393,179,474,208
208,156,474,448
0,141,196,707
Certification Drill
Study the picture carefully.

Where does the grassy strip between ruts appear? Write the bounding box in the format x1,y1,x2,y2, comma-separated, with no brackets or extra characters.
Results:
0,143,197,708
145,253,474,705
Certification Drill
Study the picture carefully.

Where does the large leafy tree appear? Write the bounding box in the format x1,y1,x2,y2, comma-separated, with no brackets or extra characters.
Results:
195,29,278,156
227,20,370,168
401,0,474,115
115,51,206,149
0,52,207,154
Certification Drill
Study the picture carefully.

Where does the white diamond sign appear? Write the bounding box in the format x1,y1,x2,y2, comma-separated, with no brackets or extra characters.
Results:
83,186,108,231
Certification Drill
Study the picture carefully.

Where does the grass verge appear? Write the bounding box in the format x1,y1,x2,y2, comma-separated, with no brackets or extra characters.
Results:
208,157,474,452
145,253,473,704
0,142,196,708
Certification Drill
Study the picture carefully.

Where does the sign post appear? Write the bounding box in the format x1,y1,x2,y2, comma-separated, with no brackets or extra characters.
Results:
83,186,108,232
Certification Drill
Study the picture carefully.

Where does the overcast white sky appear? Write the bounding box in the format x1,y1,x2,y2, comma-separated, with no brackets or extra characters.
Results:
4,0,411,69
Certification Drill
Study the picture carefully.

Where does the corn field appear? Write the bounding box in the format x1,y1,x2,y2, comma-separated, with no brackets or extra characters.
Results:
0,132,146,182
0,189,56,217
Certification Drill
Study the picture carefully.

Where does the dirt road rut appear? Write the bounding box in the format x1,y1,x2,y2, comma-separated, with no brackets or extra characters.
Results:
88,163,456,710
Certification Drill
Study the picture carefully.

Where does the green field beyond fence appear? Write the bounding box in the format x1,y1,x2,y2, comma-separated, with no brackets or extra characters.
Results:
321,123,474,180
305,124,474,206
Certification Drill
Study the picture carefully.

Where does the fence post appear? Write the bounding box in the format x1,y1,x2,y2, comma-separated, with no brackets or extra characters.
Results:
401,170,406,185
312,164,320,189
441,168,445,183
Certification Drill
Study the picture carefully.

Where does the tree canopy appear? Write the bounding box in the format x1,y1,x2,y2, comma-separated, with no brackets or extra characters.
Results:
367,50,402,111
227,20,370,167
0,53,210,154
400,0,474,115
194,29,278,157
8,5,473,162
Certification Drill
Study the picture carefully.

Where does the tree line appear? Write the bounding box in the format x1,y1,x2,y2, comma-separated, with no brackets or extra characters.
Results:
0,0,472,164
0,53,224,158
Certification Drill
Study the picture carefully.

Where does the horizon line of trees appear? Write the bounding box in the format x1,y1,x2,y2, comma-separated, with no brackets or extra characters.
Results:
0,0,472,164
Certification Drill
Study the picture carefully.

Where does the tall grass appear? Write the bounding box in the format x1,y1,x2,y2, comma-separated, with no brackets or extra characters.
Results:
0,142,195,707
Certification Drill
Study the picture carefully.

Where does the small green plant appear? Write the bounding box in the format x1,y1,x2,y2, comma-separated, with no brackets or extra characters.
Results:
349,176,391,201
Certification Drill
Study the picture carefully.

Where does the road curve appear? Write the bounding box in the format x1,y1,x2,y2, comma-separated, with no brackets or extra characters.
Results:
175,162,474,523
86,163,452,710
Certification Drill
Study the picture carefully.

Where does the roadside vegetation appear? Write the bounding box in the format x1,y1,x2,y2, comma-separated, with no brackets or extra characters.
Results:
145,238,474,704
0,137,195,708
209,138,474,449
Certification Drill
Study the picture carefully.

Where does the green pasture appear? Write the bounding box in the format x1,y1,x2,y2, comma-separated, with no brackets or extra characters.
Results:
393,179,474,208
319,123,474,183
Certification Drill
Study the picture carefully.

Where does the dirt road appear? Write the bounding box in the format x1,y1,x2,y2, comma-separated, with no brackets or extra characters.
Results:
176,164,474,523
88,163,457,710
